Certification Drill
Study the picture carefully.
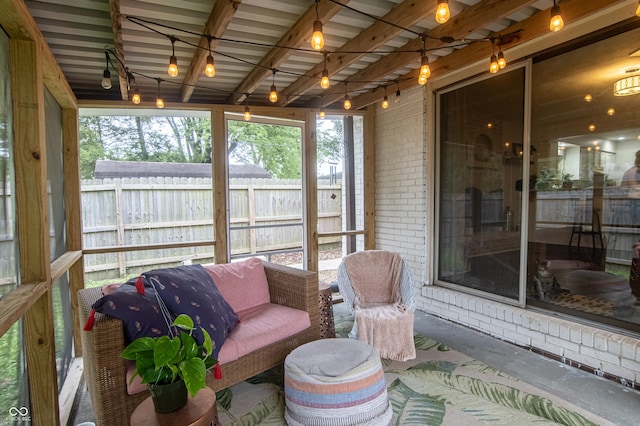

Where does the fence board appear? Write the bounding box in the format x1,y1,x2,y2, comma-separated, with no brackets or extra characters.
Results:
80,177,341,282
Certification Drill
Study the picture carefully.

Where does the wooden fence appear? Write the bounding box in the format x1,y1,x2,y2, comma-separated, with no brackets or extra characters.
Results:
81,177,342,281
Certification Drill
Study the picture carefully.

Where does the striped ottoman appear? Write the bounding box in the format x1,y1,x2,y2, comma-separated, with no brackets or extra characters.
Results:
284,338,392,426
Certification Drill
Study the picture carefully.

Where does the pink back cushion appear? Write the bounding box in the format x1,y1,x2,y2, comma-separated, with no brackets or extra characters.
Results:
203,258,270,312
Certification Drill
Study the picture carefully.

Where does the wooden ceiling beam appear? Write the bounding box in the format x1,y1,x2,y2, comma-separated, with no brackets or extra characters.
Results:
278,0,434,107
319,0,540,108
108,0,128,101
227,0,346,105
179,0,243,103
351,0,627,109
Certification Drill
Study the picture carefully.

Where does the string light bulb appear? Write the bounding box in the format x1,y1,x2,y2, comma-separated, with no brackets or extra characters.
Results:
636,0,640,17
382,95,389,109
311,1,324,50
101,51,111,89
269,70,278,103
489,54,499,74
244,105,251,121
395,87,401,103
435,0,450,24
319,108,326,119
204,37,215,78
167,37,179,77
497,50,506,69
101,69,112,89
320,69,330,89
132,88,141,105
155,80,164,109
549,1,564,32
205,54,215,78
343,95,351,110
418,53,431,85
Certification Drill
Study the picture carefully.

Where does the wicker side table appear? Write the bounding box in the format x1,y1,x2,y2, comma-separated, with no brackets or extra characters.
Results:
319,282,336,338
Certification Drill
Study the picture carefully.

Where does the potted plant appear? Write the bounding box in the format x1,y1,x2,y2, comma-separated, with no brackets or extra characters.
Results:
121,314,217,413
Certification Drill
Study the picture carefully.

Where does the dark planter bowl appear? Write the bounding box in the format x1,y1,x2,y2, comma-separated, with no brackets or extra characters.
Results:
148,380,188,413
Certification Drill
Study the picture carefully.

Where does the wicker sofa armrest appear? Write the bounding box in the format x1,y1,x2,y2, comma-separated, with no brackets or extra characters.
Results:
263,261,319,310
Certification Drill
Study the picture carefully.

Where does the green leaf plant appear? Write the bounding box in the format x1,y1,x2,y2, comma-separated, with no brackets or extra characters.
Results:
121,314,217,397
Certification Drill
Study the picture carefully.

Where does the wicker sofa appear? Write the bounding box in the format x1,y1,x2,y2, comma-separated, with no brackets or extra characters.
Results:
77,261,320,426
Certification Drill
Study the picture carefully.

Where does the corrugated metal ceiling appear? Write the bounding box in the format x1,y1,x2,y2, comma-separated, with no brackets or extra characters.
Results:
20,0,625,110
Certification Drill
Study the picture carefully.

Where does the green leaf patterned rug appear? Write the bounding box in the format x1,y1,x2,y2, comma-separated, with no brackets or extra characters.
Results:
216,314,612,425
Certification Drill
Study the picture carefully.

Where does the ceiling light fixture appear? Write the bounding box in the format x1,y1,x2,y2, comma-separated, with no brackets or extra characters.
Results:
269,69,278,103
549,0,564,32
101,51,112,89
204,37,215,78
311,0,325,51
435,0,450,24
614,73,640,96
381,87,389,109
168,36,179,77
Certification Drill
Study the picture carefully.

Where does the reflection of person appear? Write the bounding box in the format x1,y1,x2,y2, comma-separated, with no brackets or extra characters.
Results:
621,150,640,226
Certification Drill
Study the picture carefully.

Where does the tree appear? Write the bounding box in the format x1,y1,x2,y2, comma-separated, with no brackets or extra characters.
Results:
228,120,302,179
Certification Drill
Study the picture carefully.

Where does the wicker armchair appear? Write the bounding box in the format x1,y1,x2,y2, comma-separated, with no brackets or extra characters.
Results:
78,261,319,426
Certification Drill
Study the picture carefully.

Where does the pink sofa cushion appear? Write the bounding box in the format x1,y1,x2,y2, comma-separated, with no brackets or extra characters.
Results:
226,303,311,358
126,302,310,395
203,258,270,312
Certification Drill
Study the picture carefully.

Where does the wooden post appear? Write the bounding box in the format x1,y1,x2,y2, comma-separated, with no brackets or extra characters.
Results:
212,108,228,264
62,108,84,356
364,105,376,249
305,111,318,272
11,38,60,425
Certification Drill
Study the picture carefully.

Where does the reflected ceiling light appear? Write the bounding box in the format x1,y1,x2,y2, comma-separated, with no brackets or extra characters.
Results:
504,141,510,148
614,74,640,96
435,0,450,24
549,0,564,32
588,123,596,132
487,122,493,129
607,107,615,116
584,93,592,102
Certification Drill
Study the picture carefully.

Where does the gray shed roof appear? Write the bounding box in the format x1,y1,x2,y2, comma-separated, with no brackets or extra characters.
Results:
94,160,271,179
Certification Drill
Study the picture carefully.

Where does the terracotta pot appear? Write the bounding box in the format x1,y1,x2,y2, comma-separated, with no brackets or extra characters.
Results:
148,379,188,413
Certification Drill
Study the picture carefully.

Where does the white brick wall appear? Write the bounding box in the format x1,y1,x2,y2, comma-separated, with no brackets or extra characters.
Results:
373,85,640,388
